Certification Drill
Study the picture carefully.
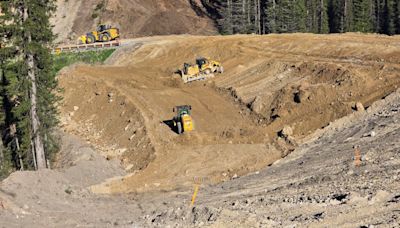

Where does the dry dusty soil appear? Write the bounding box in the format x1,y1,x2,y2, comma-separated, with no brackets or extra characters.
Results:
0,34,399,227
52,0,216,43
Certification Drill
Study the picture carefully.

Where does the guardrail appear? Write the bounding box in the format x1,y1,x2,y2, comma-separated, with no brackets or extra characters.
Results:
52,40,122,54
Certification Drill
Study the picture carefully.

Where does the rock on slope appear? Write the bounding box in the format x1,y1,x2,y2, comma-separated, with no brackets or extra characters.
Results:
52,0,217,43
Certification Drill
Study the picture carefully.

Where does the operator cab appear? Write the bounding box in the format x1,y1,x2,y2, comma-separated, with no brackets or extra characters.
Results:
97,24,111,32
196,57,207,68
174,105,192,117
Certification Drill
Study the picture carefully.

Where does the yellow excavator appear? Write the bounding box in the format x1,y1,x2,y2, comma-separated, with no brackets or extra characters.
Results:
172,105,194,134
77,24,120,44
180,57,224,83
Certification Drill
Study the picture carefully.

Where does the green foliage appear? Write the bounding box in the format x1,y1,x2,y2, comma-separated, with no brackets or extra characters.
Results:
91,12,99,19
92,0,106,20
0,0,60,172
215,0,400,35
53,49,116,74
353,0,373,32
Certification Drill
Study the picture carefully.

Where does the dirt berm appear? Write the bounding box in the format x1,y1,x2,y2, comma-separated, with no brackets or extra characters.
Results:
58,33,400,194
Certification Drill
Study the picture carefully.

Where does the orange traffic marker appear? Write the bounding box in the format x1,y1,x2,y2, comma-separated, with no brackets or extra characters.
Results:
190,184,200,206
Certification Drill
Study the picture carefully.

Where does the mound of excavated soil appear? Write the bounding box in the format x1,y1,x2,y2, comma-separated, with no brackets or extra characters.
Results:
58,33,400,194
52,0,217,43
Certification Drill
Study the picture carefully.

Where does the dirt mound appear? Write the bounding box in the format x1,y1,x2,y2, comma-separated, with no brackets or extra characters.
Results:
58,68,155,172
58,34,400,194
52,0,217,43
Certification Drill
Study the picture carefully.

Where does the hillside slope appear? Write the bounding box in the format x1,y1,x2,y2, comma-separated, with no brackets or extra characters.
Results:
52,0,217,43
57,34,400,194
1,33,399,227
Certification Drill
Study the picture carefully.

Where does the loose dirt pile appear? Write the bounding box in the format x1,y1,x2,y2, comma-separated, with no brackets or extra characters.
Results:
52,0,217,43
58,33,400,194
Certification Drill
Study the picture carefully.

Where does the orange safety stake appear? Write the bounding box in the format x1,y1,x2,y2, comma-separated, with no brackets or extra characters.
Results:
190,184,200,207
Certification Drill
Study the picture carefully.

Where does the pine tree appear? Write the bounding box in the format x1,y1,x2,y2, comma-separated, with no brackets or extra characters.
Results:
382,0,396,34
0,3,15,175
395,0,400,33
318,0,330,33
264,0,307,33
264,0,278,33
353,0,373,32
218,0,234,34
0,0,59,171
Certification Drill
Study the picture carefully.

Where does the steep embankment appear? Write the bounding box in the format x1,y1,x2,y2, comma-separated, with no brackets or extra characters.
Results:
52,0,217,43
58,34,400,194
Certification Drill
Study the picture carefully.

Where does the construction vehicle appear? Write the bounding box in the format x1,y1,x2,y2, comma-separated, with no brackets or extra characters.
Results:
180,57,224,83
172,105,194,134
77,24,120,44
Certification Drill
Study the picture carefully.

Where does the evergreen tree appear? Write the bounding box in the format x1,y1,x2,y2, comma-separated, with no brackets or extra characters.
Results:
353,0,373,32
212,0,400,35
395,0,400,33
382,0,396,34
318,0,330,33
264,0,278,33
0,0,59,171
264,0,307,33
305,0,328,33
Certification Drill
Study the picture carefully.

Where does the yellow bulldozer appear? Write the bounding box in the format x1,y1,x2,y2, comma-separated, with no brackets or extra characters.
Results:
77,24,120,44
172,105,194,134
180,57,224,83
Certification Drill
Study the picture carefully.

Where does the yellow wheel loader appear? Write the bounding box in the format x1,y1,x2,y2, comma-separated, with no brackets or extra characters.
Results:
77,24,120,44
180,57,224,83
173,105,194,134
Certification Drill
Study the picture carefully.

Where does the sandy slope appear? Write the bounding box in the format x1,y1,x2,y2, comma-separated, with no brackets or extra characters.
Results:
51,0,217,43
1,85,399,228
144,89,400,227
0,33,399,227
57,33,400,194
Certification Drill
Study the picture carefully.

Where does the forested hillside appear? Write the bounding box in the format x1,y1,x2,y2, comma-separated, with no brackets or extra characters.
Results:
203,0,400,35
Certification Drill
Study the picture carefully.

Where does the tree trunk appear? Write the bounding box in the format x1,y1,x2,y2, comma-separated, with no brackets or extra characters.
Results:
343,0,347,32
319,0,324,33
23,6,46,170
257,0,261,34
0,137,4,171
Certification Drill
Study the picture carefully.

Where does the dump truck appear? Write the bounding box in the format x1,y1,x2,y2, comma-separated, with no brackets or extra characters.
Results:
77,24,120,44
172,105,194,134
180,57,224,83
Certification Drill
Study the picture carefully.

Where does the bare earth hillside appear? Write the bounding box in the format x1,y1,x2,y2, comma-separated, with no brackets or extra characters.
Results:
57,34,400,195
52,0,217,43
0,34,399,227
